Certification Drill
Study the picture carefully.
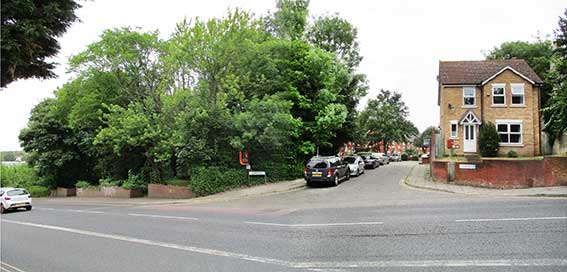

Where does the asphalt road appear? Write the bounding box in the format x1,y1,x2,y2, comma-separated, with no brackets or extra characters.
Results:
1,161,566,272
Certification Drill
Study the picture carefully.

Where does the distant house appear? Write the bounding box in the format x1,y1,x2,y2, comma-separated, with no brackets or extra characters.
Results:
438,60,544,157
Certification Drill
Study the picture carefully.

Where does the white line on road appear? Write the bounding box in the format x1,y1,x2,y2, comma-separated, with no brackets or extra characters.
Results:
455,216,567,223
2,219,290,267
0,262,27,272
244,221,384,227
36,208,104,214
3,220,566,269
127,213,199,221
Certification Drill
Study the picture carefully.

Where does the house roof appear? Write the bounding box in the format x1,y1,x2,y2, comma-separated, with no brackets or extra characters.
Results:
438,59,544,85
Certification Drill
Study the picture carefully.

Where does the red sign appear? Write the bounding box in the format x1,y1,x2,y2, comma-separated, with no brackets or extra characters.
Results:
239,151,249,166
447,139,454,149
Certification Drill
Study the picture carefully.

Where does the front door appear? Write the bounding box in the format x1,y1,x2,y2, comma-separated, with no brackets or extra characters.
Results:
463,124,476,153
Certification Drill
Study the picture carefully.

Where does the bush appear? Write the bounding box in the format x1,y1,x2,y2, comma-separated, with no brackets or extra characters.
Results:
121,171,145,190
75,180,94,188
507,150,519,158
28,186,49,197
401,153,408,161
411,155,419,161
479,122,500,157
190,167,248,197
0,164,44,188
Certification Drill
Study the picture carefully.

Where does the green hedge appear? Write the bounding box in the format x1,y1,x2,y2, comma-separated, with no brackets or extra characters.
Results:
1,164,50,189
401,153,408,161
189,167,250,197
28,186,50,197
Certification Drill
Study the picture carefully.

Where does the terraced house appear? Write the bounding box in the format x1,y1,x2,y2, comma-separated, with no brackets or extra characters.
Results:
438,60,544,157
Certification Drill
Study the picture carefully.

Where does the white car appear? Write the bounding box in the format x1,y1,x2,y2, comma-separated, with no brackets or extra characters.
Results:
344,155,365,176
0,187,33,214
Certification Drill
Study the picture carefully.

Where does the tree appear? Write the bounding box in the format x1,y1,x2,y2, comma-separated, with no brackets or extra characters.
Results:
358,90,417,149
266,0,309,40
1,0,81,87
415,126,439,152
479,122,500,157
486,40,553,80
543,9,567,145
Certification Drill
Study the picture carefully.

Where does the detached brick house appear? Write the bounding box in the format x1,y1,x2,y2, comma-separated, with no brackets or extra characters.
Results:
438,60,544,157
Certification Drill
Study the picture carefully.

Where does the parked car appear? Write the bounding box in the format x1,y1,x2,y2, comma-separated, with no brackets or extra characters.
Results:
0,187,32,214
360,155,379,169
390,153,401,162
304,156,350,187
372,153,389,165
344,155,365,176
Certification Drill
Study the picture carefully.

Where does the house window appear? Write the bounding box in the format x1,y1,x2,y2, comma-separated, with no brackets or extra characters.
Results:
463,87,475,106
450,120,458,138
511,84,524,105
492,84,506,105
496,121,522,145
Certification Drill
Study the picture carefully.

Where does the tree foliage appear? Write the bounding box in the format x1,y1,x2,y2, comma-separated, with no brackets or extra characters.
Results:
479,122,500,157
1,0,81,87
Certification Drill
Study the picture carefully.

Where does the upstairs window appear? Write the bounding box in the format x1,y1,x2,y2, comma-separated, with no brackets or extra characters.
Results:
511,84,525,105
492,84,506,105
463,87,475,106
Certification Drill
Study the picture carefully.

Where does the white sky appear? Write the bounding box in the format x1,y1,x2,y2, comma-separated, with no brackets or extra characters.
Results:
0,0,565,151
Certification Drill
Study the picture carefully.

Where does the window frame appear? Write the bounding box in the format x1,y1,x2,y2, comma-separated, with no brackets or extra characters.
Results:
496,120,523,146
450,120,458,139
491,83,506,106
510,83,525,106
462,87,476,107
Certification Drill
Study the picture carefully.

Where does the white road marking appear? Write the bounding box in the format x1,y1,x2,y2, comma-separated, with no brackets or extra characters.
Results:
3,220,566,269
127,213,199,221
0,262,27,272
2,220,290,267
455,216,567,222
293,259,567,268
36,207,104,214
244,221,383,227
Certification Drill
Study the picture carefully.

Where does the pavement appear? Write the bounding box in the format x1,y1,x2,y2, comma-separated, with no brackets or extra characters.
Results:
2,161,567,272
404,163,567,197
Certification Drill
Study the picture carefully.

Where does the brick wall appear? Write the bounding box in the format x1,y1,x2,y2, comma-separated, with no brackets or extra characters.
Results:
77,186,143,198
431,157,566,189
148,184,194,199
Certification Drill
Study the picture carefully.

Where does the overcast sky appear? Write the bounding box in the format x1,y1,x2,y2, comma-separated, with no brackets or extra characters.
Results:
0,0,565,151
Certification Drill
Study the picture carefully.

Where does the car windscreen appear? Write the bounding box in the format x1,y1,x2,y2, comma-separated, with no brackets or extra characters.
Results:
307,160,328,168
344,157,356,163
7,189,28,196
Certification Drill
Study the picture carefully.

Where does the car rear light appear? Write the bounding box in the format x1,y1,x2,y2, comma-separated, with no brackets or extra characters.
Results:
303,167,308,175
4,197,11,200
327,168,332,177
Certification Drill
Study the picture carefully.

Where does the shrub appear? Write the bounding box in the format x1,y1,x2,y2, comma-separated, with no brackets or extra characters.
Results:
28,186,49,197
479,122,500,157
75,180,94,188
0,164,47,188
190,167,248,197
411,155,419,161
121,171,145,190
507,150,519,158
401,153,408,161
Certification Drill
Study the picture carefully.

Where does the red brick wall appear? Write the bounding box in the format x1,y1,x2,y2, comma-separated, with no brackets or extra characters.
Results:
430,157,567,189
77,187,143,198
431,161,449,183
455,160,544,189
148,184,194,199
544,157,567,186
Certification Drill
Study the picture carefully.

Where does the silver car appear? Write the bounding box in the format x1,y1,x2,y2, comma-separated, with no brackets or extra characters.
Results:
344,156,365,176
0,187,32,214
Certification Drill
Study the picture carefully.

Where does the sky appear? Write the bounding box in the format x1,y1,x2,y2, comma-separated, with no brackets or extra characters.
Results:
0,0,565,151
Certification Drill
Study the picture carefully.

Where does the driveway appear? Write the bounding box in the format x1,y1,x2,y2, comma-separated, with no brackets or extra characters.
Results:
2,161,566,272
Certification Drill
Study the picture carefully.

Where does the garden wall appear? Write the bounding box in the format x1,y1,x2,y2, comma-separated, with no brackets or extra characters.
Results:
50,187,76,197
148,184,194,199
77,186,143,198
431,156,567,189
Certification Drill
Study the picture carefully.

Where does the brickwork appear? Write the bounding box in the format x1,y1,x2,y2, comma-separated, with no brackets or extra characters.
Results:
76,186,143,198
431,157,566,189
148,184,194,199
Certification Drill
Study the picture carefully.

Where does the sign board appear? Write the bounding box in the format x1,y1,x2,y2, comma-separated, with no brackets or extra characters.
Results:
459,164,476,170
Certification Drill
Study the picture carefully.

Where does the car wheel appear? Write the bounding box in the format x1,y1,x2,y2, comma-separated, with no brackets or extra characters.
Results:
346,170,350,180
0,204,4,214
26,206,32,211
357,169,360,176
332,175,339,186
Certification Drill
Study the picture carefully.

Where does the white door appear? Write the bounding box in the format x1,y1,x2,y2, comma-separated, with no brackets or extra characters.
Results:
463,124,476,153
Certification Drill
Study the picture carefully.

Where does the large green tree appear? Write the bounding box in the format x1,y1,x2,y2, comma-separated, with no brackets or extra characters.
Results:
1,0,81,87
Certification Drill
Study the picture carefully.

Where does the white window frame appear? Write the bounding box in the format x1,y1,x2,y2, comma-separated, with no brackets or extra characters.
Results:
492,83,506,106
511,83,525,106
462,87,476,107
496,120,523,146
450,120,458,139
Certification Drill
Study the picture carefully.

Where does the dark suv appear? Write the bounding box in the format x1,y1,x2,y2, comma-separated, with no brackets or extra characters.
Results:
304,156,350,187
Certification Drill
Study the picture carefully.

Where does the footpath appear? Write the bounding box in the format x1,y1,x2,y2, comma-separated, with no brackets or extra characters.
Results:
405,163,567,197
35,178,306,206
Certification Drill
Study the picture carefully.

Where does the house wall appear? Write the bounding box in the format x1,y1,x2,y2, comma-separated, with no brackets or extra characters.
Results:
439,86,481,156
482,70,541,156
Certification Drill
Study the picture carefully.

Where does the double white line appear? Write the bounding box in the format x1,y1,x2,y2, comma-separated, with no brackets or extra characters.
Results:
0,262,26,272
